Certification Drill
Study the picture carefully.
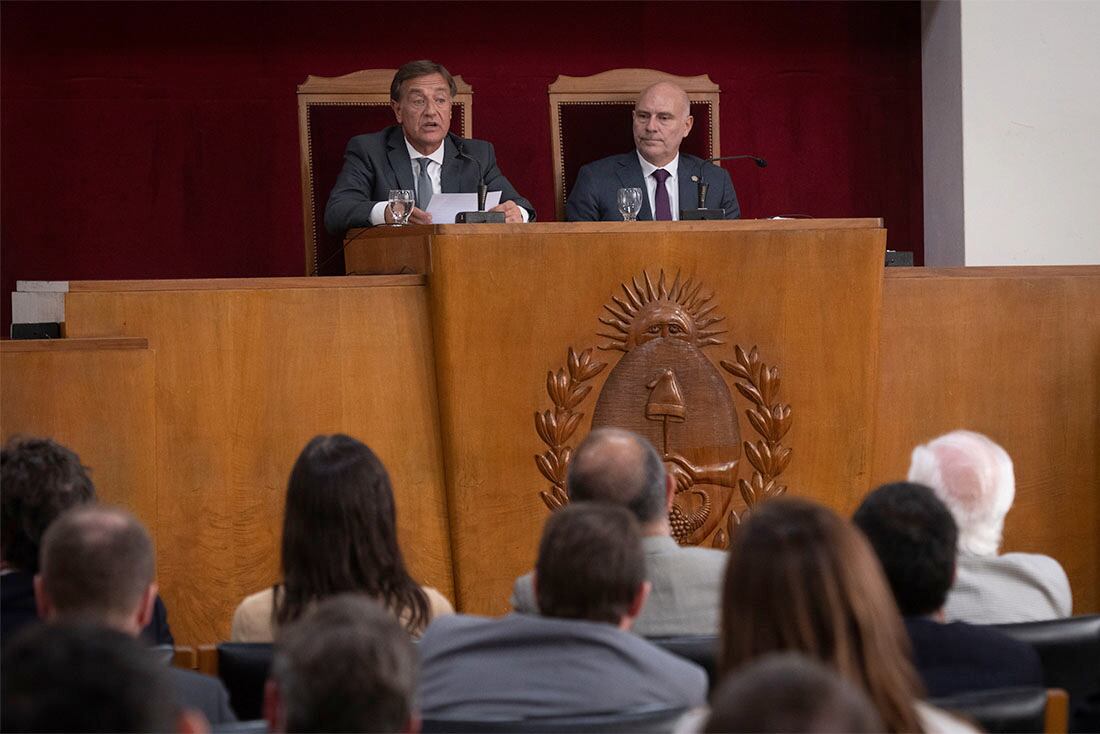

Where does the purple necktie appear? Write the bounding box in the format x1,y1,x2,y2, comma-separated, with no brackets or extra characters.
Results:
652,168,672,221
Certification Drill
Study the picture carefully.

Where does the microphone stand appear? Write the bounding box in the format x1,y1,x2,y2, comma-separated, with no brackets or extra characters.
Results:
680,154,767,220
454,135,505,223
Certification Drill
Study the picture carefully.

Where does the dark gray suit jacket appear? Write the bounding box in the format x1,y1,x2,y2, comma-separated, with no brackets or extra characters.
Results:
324,126,535,233
167,667,237,725
566,151,740,222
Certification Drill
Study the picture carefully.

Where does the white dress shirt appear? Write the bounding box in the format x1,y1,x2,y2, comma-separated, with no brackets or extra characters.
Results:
637,151,681,221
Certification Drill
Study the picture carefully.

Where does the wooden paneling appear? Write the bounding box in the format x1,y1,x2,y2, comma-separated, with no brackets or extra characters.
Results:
871,266,1100,613
421,221,887,614
60,278,451,644
0,339,157,536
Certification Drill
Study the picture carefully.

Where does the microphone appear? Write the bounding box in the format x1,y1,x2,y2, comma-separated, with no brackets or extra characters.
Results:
452,134,505,224
682,153,767,220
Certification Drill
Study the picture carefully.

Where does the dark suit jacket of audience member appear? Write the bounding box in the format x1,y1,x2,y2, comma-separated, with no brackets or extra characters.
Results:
0,571,174,647
904,616,1043,697
324,126,535,233
565,152,740,221
167,666,237,725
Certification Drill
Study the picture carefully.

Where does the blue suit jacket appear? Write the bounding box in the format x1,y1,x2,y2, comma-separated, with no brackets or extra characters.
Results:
565,151,740,222
324,126,535,233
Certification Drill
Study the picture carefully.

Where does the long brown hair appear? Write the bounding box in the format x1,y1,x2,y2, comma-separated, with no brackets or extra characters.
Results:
274,435,429,634
719,498,925,733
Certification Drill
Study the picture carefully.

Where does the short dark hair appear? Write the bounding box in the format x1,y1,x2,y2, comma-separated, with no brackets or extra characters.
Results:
277,434,428,634
567,428,667,523
706,652,883,733
271,594,417,733
390,60,457,101
40,506,155,623
1,623,176,733
852,482,959,616
1,436,96,572
535,502,645,624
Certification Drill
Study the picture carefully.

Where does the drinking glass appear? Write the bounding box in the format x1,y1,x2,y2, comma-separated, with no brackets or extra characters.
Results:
617,187,643,221
387,189,414,226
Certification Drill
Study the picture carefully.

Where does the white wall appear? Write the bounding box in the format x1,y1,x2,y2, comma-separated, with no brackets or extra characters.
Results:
923,0,1100,266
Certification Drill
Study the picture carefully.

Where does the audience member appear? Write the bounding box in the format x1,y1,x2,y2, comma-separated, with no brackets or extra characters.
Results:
419,503,707,719
908,429,1072,622
566,81,740,221
511,427,726,636
0,435,172,646
324,59,534,230
704,652,883,733
719,497,969,733
1,623,202,733
853,482,1043,698
36,505,236,725
232,433,452,641
265,594,418,734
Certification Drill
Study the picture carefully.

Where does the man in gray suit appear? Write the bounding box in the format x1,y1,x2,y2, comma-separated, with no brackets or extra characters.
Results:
324,59,534,232
511,427,727,637
34,505,236,726
419,504,707,719
566,81,740,221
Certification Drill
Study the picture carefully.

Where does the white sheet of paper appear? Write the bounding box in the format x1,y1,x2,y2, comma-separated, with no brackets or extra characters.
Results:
426,191,502,223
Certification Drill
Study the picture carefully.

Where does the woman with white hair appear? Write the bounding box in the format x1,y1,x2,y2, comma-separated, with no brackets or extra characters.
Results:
907,429,1072,623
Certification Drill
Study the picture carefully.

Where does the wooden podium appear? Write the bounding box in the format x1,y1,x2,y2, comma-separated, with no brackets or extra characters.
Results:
343,220,888,613
4,221,1096,643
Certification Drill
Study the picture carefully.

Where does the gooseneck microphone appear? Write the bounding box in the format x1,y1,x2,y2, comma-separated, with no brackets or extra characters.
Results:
451,134,505,223
682,153,768,219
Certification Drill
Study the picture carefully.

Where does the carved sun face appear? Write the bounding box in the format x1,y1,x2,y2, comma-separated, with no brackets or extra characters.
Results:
599,270,725,352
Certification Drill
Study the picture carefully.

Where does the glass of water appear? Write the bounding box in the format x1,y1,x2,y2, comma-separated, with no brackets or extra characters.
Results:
387,189,414,226
617,187,643,221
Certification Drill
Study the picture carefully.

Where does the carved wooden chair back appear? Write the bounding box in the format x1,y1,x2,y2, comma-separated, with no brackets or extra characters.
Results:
297,69,472,275
548,69,720,221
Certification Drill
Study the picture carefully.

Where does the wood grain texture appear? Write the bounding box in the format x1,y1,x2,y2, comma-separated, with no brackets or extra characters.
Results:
871,267,1100,613
424,222,886,614
61,280,451,644
0,345,157,539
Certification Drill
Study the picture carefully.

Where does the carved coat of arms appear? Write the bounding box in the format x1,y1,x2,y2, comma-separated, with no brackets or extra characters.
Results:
534,270,793,548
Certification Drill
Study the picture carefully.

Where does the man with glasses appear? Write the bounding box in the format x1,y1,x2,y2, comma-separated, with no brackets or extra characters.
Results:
566,81,740,221
324,59,535,231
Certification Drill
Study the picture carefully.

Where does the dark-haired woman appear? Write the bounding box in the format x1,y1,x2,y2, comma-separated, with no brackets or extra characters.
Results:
231,434,452,641
716,498,976,734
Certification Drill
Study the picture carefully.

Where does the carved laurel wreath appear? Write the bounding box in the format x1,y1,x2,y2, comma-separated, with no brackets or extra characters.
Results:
535,343,793,540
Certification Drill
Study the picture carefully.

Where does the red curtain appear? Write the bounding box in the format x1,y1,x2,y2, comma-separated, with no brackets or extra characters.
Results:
0,1,922,333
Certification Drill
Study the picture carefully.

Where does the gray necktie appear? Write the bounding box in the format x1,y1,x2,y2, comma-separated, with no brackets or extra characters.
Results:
417,158,433,210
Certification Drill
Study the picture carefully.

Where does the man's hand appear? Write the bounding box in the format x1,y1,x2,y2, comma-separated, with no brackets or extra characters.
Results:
489,200,525,223
408,206,433,225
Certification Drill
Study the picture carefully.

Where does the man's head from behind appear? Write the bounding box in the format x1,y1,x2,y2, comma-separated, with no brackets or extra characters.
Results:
633,81,694,167
535,502,648,626
908,429,1015,556
567,427,669,527
852,482,958,617
35,505,157,636
1,435,96,573
705,652,883,733
390,59,456,156
1,623,178,733
266,594,418,734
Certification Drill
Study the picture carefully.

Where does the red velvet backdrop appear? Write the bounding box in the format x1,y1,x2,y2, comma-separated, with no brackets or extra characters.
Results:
0,1,922,333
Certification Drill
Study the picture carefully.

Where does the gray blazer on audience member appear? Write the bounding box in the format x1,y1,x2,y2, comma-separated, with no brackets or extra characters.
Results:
167,667,237,725
945,551,1072,624
511,535,727,637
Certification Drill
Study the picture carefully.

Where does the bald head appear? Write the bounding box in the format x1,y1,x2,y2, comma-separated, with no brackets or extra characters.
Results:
567,428,667,523
633,82,694,167
38,506,155,630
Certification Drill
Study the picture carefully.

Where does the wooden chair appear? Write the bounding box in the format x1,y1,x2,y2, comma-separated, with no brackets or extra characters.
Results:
297,69,473,275
548,69,720,221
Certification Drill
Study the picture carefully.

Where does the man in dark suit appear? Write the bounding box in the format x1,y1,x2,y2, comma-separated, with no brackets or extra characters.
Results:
853,482,1042,698
324,59,534,231
34,505,237,726
566,81,740,221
